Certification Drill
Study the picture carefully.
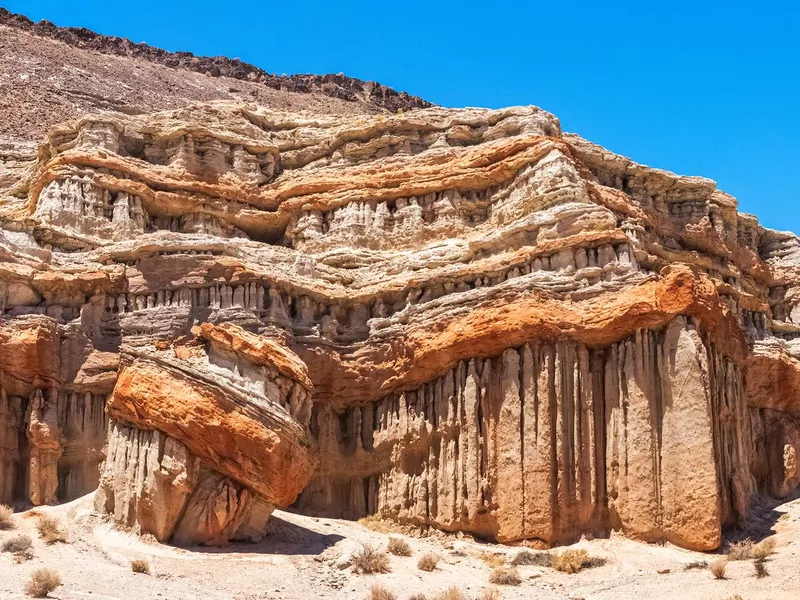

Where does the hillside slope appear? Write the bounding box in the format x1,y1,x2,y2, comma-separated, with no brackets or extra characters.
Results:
0,8,431,141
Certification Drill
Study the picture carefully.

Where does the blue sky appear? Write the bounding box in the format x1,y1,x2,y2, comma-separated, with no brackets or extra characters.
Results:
4,1,800,233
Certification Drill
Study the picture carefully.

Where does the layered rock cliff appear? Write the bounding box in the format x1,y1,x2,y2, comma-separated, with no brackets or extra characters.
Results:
1,99,799,550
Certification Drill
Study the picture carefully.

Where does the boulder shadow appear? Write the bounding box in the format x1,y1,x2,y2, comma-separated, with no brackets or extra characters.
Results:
181,513,344,556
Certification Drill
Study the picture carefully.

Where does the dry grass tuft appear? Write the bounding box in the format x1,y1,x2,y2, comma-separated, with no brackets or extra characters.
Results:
709,558,728,579
553,549,589,574
352,544,391,574
726,539,754,560
511,550,553,567
417,552,440,572
0,504,14,530
488,566,521,586
388,537,412,556
476,588,502,600
358,515,391,533
433,588,468,600
14,549,35,563
130,558,151,574
368,584,396,600
25,568,61,598
35,516,65,545
751,537,776,561
754,559,769,578
478,551,506,568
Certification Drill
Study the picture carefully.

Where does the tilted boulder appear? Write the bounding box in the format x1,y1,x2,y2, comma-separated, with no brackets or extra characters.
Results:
95,323,316,545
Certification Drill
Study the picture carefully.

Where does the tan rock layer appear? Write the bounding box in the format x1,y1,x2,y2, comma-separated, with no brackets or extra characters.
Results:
301,264,747,406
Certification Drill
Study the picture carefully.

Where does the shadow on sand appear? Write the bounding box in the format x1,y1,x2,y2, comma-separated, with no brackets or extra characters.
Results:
180,512,344,556
724,491,800,545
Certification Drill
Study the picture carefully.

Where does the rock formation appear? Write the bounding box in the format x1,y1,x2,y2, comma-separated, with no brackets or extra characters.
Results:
2,94,800,551
94,323,314,544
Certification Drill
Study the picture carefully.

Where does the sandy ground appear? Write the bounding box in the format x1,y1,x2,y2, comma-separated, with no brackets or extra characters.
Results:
1,494,798,600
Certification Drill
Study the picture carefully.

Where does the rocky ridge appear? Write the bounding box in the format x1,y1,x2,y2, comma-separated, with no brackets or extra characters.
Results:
1,98,799,550
0,8,431,143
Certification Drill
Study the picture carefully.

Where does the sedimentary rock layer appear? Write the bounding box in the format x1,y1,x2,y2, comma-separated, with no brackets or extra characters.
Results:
95,324,315,544
2,100,800,550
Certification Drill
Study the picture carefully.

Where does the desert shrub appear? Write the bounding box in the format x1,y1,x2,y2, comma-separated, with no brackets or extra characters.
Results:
488,567,521,586
358,515,390,533
0,504,14,530
352,544,391,574
417,552,440,572
709,558,727,579
369,584,396,600
511,550,553,567
130,558,151,574
2,534,32,554
478,552,505,568
36,516,65,545
683,560,708,571
433,588,468,600
754,559,769,578
25,568,62,598
751,537,776,561
726,539,754,560
476,588,502,600
553,549,588,574
388,537,412,556
582,555,607,568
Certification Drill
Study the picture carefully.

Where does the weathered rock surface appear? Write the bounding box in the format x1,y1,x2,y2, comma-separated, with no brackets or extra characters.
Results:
94,323,314,544
2,92,800,551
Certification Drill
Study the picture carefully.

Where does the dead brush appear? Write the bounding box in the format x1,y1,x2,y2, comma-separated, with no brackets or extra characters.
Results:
754,559,769,578
488,566,521,586
433,588,468,600
352,543,391,574
751,537,777,561
478,551,505,568
2,534,32,554
417,552,440,572
35,515,66,545
25,568,62,598
709,557,728,580
725,539,754,560
511,550,553,567
368,584,396,600
387,537,412,556
476,588,502,600
358,515,390,533
0,504,14,530
553,549,588,574
130,558,151,574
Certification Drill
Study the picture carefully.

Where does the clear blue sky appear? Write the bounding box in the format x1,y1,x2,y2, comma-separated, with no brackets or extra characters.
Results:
4,1,800,233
